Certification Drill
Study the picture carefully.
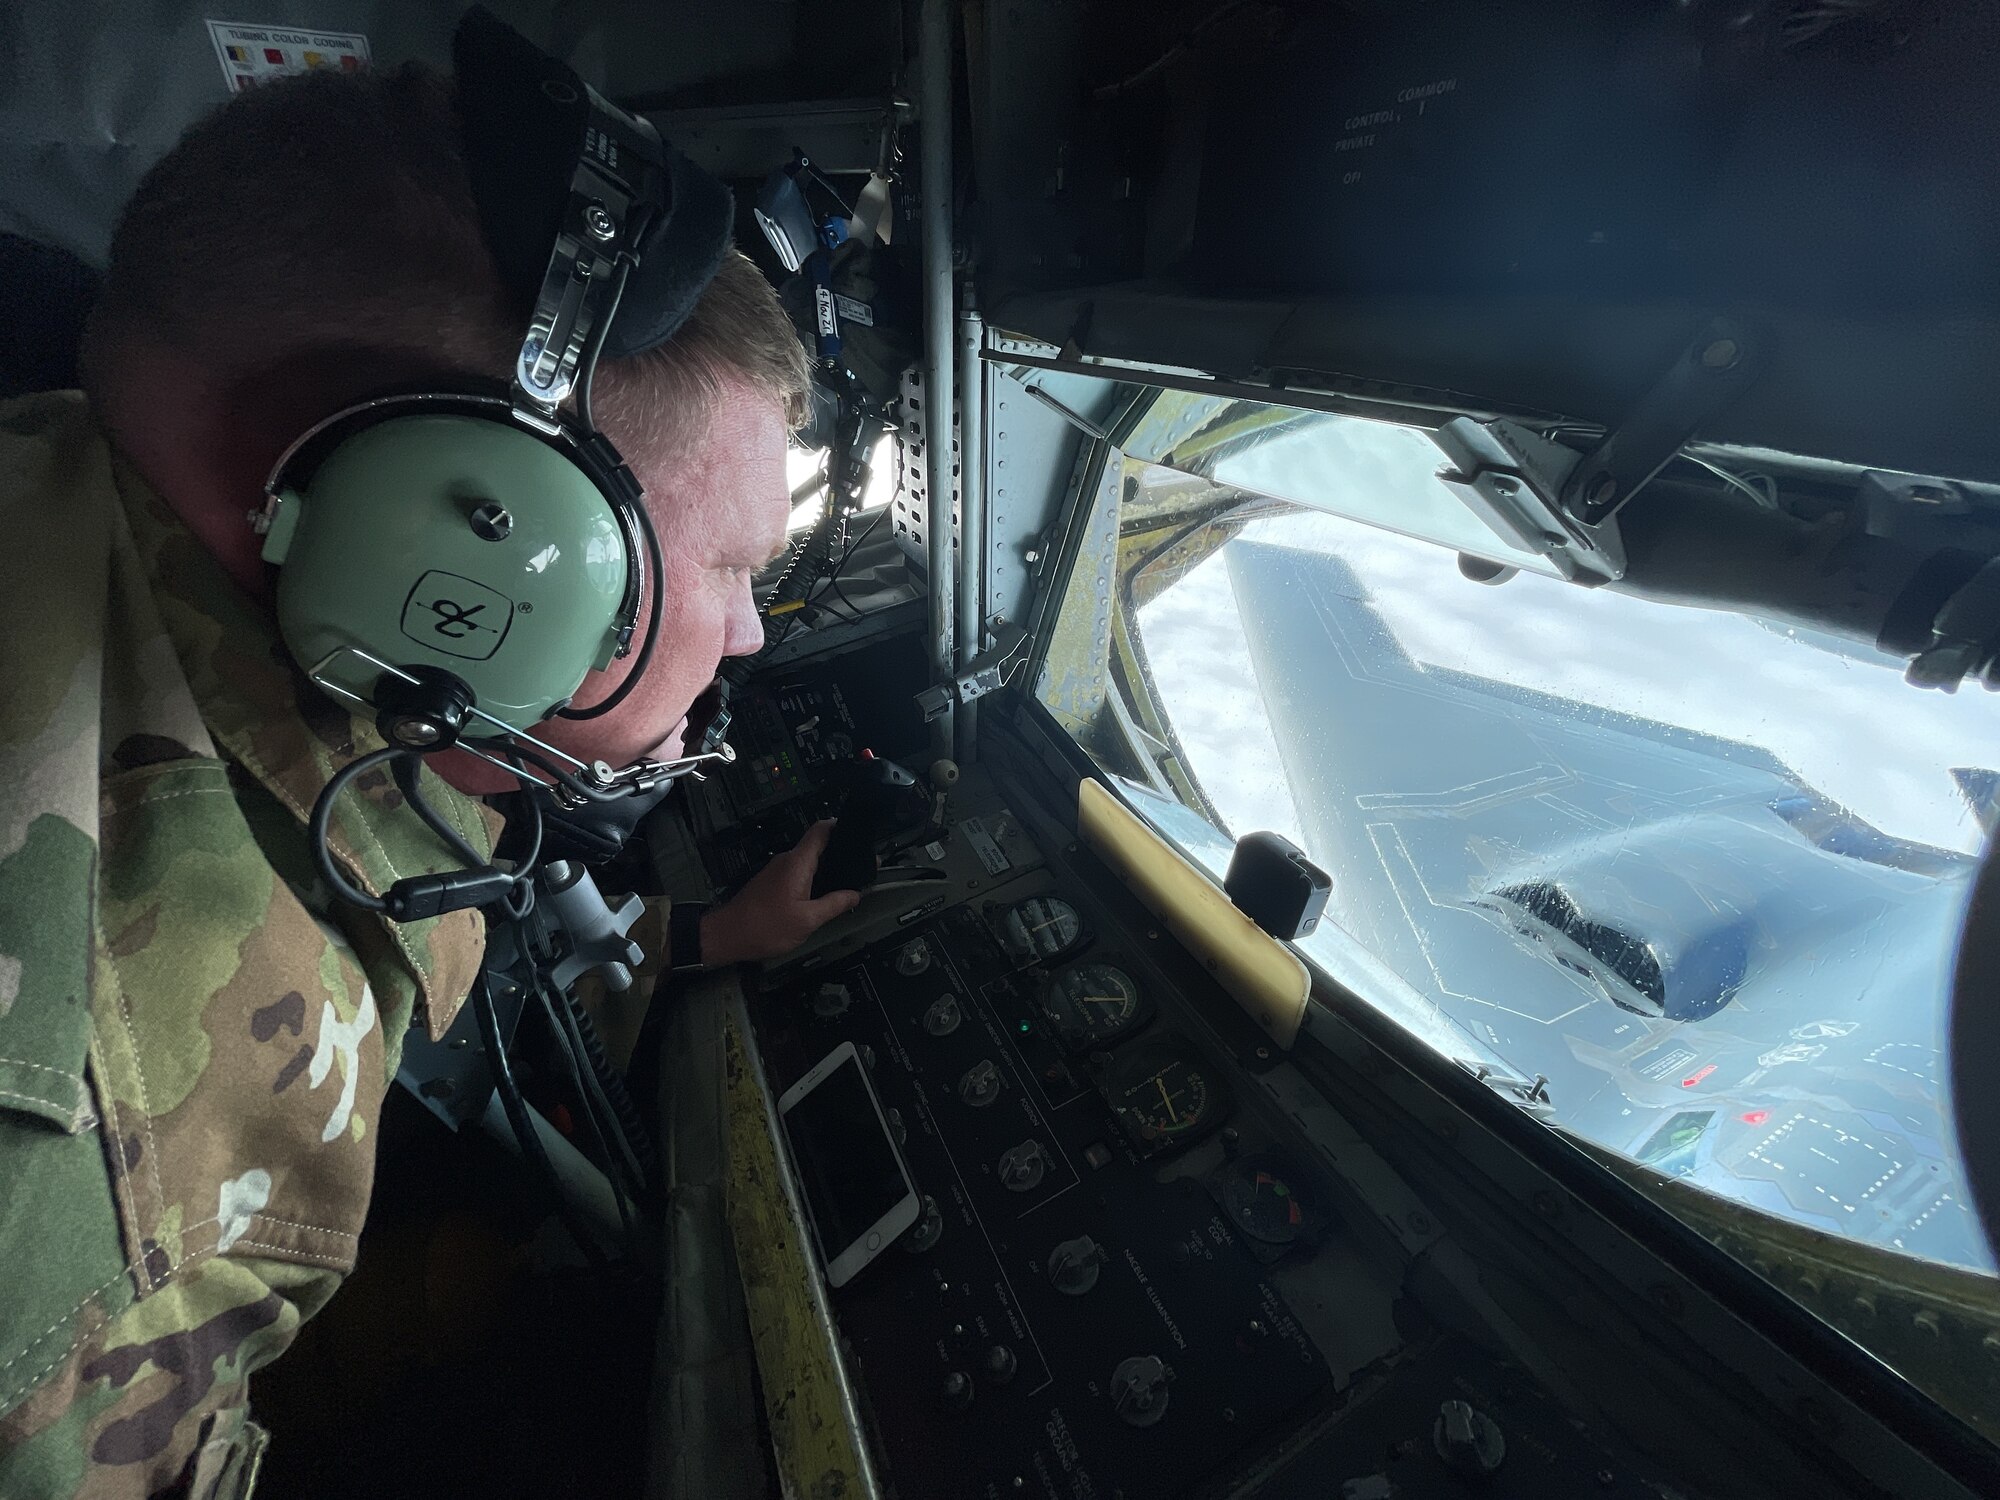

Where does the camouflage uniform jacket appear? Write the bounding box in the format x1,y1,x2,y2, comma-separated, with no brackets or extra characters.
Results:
0,393,494,1497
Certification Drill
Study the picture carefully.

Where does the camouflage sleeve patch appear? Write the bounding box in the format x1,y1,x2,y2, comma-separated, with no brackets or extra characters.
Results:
93,760,382,1293
0,1255,299,1499
0,394,117,1137
0,815,98,1132
0,1106,132,1426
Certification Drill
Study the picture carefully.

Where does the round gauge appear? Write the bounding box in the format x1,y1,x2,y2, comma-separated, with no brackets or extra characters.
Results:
1223,1165,1306,1245
996,896,1086,966
1039,963,1148,1050
1103,1043,1224,1151
820,732,854,761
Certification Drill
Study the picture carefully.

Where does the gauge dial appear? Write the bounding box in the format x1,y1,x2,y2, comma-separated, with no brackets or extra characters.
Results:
1222,1165,1305,1245
996,896,1086,967
1039,963,1149,1050
1103,1041,1226,1153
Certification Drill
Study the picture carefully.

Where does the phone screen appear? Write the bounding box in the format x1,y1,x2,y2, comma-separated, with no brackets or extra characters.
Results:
784,1051,911,1265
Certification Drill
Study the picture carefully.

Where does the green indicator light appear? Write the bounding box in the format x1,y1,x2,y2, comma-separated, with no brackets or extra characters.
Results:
1018,1021,1031,1033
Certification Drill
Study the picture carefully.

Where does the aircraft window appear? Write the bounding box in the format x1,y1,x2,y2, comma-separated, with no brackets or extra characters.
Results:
1036,383,2000,1425
785,433,899,531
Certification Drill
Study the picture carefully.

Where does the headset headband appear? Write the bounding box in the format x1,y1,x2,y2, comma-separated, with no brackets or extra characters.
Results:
453,6,734,396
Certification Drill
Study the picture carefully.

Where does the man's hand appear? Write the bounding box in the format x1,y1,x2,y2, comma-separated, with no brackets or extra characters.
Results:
701,820,862,966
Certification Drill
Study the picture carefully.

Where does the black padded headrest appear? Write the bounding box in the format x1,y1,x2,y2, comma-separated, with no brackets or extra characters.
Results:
0,234,99,398
452,6,732,359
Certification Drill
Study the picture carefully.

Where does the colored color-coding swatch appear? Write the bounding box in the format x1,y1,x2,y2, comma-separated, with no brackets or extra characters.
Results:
206,19,371,92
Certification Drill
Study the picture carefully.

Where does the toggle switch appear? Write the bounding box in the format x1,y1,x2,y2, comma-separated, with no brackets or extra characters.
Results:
1047,1235,1107,1295
998,1140,1047,1192
960,1059,1002,1107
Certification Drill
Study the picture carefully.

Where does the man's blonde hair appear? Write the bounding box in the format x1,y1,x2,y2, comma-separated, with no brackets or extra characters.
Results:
82,64,808,456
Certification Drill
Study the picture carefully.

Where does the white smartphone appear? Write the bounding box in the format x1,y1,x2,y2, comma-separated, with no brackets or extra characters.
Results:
777,1041,922,1287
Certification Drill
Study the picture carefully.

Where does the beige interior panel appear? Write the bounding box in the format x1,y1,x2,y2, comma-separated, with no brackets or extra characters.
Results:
1077,778,1310,1049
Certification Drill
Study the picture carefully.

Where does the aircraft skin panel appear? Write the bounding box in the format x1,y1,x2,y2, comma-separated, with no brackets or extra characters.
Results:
1222,537,1988,1269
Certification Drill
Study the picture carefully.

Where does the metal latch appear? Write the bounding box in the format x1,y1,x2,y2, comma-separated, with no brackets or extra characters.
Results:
1435,418,1627,583
916,628,1031,722
1436,319,1761,585
1459,1059,1558,1121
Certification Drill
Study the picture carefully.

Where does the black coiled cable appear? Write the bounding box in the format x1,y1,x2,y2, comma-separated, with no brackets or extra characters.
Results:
563,988,657,1185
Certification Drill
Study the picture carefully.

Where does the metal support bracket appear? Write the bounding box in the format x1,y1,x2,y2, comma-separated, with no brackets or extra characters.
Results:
1565,320,1762,527
1434,418,1627,584
1436,318,1761,585
543,860,647,994
915,627,1031,722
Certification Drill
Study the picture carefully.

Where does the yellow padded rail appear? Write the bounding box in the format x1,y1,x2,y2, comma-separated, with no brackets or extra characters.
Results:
1077,779,1311,1048
725,1020,875,1499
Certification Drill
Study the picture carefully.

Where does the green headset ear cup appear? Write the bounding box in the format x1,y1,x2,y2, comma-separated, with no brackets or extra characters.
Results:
271,412,631,733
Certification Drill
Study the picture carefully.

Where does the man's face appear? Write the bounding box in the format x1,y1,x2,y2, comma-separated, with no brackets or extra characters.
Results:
437,375,790,791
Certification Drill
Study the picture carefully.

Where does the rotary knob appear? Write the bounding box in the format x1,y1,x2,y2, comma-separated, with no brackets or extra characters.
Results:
903,1195,944,1254
942,1370,975,1411
894,940,932,976
959,1059,1002,1107
925,994,963,1036
468,501,513,541
1047,1235,1107,1295
812,982,852,1018
983,1344,1018,1385
1109,1355,1173,1428
998,1140,1047,1192
1433,1400,1505,1479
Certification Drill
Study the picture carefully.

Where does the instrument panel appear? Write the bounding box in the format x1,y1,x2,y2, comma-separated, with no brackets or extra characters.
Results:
739,812,1675,1500
748,881,1334,1499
